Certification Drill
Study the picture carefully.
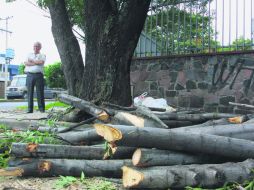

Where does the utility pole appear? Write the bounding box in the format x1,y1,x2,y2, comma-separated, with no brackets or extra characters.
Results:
0,16,13,99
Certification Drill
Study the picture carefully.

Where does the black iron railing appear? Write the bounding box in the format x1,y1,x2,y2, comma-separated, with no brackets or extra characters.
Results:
135,0,254,57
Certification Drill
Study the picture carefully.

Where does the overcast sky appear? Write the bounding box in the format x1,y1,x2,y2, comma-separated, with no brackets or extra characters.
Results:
0,0,85,66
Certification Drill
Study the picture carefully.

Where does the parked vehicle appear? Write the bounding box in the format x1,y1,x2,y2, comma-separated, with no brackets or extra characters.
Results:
6,74,67,99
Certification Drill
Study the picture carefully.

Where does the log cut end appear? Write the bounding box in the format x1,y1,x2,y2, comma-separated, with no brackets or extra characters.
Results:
93,124,122,142
122,166,144,188
132,148,142,166
0,168,24,176
98,111,110,122
228,116,245,124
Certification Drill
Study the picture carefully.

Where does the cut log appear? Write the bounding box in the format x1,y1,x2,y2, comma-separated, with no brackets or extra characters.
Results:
58,94,109,122
229,102,254,109
122,159,254,189
155,112,238,122
94,124,254,159
57,128,101,144
161,120,193,128
173,123,254,140
132,148,233,167
11,143,136,159
179,118,232,129
0,159,131,178
112,108,168,128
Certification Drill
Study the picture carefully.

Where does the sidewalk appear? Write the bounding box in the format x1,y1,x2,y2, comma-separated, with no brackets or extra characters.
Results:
0,110,48,120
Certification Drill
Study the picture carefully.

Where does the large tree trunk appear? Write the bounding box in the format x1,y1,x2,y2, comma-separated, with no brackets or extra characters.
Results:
122,159,254,189
83,0,151,105
48,0,84,96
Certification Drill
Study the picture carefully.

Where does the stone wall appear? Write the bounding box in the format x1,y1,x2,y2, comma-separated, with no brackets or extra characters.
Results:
131,53,254,113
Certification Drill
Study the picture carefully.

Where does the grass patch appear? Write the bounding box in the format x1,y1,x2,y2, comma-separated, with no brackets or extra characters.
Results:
15,101,69,111
54,173,117,190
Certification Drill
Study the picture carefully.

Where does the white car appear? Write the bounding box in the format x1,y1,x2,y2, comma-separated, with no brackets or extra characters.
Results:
6,74,66,99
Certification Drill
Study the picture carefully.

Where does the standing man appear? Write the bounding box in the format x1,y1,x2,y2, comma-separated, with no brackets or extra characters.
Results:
24,42,46,113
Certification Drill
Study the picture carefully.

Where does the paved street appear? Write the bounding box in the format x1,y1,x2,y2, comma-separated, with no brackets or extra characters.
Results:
0,100,53,111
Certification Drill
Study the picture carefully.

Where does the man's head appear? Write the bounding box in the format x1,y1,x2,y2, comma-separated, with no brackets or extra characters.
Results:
33,42,42,54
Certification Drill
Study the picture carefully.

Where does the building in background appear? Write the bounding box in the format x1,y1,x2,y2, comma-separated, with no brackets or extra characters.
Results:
0,48,17,98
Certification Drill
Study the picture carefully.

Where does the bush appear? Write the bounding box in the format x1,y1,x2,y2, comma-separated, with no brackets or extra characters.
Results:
44,62,66,89
18,64,25,74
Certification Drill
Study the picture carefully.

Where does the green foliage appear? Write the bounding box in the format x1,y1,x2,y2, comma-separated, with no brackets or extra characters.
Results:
54,172,116,190
144,3,217,54
18,64,25,74
0,125,55,168
55,175,77,189
37,0,84,34
231,37,253,51
45,101,69,110
44,62,66,88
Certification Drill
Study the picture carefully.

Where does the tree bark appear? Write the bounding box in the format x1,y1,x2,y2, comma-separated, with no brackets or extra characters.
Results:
47,0,84,96
57,128,101,144
122,159,254,189
94,124,254,159
82,0,151,105
132,148,233,167
0,159,131,178
155,113,238,122
11,143,135,160
58,94,109,122
173,123,254,140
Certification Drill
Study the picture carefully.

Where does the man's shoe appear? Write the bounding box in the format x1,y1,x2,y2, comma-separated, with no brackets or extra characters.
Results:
39,110,45,113
26,111,33,113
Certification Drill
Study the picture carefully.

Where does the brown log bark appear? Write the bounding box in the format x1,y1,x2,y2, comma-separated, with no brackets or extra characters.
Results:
57,128,101,145
132,148,233,167
94,124,254,159
122,159,254,189
0,159,131,178
112,111,168,129
162,120,193,128
155,112,239,122
10,143,135,160
58,94,109,122
173,123,254,140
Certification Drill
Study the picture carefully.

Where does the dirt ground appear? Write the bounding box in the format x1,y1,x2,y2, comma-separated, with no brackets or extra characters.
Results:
0,176,120,190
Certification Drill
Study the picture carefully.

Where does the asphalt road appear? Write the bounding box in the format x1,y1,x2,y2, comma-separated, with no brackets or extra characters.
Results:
0,100,53,111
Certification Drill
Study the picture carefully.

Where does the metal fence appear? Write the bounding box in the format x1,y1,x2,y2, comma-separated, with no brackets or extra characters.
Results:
134,0,254,57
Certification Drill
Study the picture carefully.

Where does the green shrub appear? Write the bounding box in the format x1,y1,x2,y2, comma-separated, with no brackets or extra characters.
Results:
44,62,66,89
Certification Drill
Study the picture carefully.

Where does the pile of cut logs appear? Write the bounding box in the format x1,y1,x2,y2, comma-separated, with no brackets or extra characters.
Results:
1,94,254,189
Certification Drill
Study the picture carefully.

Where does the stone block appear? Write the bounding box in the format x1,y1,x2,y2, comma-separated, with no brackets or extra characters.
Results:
147,63,161,72
238,98,250,104
175,83,185,90
219,96,235,106
189,96,204,108
178,96,190,107
186,80,197,90
204,103,218,113
158,87,165,98
166,90,177,97
234,108,254,115
169,71,178,82
133,82,149,97
146,71,158,81
150,81,158,90
218,106,234,113
198,82,209,89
